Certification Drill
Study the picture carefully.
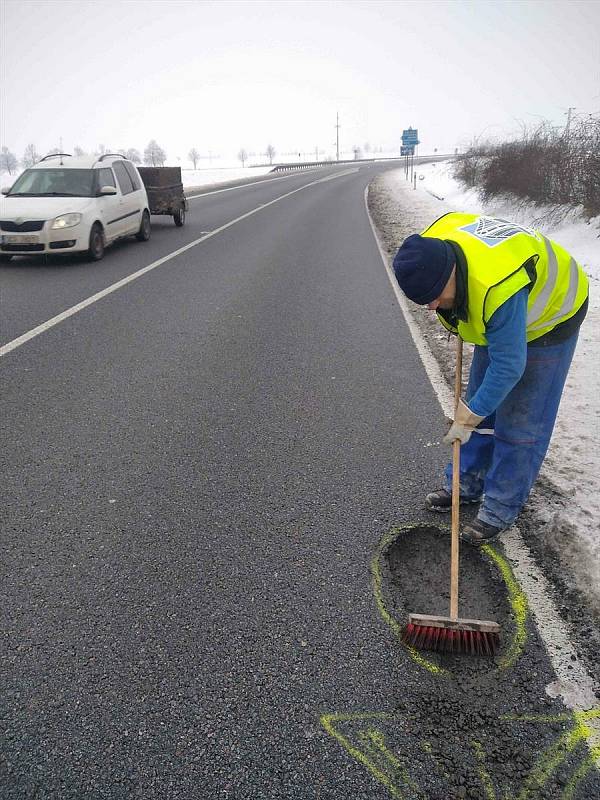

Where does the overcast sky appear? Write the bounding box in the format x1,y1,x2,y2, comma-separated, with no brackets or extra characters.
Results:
1,0,599,164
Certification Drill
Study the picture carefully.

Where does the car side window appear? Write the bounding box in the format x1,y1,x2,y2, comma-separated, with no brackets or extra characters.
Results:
98,168,116,189
112,161,134,195
122,161,142,191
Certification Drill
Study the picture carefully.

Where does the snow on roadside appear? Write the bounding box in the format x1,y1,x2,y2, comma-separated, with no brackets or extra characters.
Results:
181,166,274,190
381,162,600,615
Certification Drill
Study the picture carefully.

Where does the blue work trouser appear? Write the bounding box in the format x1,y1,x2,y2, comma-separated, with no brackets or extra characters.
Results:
444,331,579,528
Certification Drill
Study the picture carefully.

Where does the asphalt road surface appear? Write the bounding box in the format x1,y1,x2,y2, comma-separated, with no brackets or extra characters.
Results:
2,163,599,799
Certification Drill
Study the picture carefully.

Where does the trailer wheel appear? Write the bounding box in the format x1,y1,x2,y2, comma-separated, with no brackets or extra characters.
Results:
174,204,186,227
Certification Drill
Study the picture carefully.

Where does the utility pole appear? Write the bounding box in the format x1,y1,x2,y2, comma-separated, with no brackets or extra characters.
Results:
335,112,340,161
564,107,576,139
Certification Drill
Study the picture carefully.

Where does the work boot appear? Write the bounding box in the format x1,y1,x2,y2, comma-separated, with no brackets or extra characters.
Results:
425,488,482,512
461,518,505,545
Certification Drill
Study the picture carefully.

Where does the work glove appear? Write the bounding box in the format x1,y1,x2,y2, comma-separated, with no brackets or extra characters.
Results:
443,399,485,445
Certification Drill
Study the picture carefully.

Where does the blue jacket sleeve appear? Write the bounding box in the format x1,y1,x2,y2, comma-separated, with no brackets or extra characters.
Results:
467,288,528,418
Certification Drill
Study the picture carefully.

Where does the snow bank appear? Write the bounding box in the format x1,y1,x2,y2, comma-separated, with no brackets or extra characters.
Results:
384,162,600,612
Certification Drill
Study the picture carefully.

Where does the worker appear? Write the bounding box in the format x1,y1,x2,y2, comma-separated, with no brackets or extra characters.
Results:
392,213,589,544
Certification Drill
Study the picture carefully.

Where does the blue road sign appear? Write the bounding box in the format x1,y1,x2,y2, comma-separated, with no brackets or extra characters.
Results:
402,128,419,146
400,145,415,156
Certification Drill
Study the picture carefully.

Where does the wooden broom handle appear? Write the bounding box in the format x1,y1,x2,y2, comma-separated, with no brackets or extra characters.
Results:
450,335,463,620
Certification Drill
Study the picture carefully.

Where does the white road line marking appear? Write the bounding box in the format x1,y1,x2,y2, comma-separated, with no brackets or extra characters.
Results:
314,167,360,184
0,169,356,359
364,186,600,745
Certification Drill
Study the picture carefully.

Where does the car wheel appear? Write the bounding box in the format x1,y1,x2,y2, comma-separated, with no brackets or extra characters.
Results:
87,223,105,261
173,204,186,227
136,210,151,241
0,254,13,263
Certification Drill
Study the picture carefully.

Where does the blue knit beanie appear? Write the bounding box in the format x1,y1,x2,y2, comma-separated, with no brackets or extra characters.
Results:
393,234,455,305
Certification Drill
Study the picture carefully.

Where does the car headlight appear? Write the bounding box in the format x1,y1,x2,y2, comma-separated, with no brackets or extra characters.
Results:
52,213,82,230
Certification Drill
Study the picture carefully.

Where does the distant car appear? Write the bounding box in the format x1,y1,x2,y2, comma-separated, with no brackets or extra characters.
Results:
0,153,151,262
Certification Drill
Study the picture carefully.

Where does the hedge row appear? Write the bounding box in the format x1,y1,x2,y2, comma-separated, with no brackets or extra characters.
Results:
454,115,600,217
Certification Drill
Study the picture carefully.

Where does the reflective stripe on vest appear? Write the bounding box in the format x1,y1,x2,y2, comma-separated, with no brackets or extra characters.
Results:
527,239,580,330
527,236,558,327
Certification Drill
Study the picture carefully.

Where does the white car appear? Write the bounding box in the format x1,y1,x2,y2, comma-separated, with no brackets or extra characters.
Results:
0,153,151,262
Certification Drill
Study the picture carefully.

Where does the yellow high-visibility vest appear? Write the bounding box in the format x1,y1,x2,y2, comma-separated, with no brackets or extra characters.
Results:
422,213,589,345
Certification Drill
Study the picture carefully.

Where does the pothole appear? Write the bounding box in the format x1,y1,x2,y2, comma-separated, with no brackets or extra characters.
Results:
378,524,519,676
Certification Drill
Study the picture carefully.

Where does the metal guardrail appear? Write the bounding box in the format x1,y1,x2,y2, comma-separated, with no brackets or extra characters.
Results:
269,154,455,173
270,158,375,172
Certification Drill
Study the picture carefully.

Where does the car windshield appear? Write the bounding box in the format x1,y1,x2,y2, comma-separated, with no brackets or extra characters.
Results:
8,168,96,198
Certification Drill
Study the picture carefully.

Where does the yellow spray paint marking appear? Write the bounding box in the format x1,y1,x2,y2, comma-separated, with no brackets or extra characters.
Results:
562,750,600,800
500,709,600,799
471,739,497,800
321,709,600,799
481,543,528,670
370,525,528,675
370,526,448,676
320,712,409,799
358,728,422,796
519,731,581,799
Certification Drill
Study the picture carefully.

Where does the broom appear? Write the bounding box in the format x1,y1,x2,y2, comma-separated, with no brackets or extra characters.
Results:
402,335,501,656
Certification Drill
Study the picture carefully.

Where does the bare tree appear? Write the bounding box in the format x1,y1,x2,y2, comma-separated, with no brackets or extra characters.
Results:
237,148,248,167
144,140,167,167
73,146,85,157
0,147,18,174
188,148,200,169
265,144,276,165
125,148,141,163
22,143,40,167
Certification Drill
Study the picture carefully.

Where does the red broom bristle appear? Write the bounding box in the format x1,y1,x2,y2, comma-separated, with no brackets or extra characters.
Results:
401,624,500,656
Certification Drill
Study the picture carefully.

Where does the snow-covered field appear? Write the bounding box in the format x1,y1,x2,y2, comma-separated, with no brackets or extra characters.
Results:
180,165,274,189
0,151,406,194
382,162,600,613
0,165,276,193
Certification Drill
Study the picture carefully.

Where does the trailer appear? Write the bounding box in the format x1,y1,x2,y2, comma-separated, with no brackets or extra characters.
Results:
137,166,187,226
